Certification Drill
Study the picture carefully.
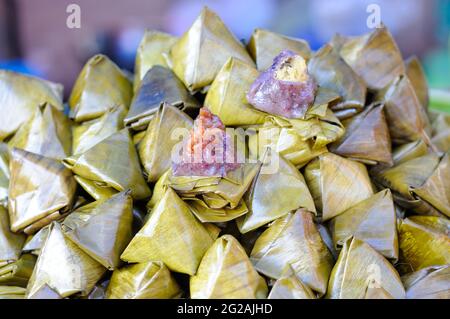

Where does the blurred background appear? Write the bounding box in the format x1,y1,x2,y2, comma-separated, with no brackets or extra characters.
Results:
0,0,449,105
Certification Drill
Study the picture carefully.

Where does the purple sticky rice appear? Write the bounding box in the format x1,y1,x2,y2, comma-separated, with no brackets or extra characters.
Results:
247,50,317,119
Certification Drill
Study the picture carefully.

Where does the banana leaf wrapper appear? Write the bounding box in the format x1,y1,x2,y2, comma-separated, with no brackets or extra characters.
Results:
64,129,151,200
376,75,431,145
0,143,9,207
251,210,333,295
106,261,182,299
237,151,316,233
287,108,345,150
430,110,450,152
364,286,394,299
169,7,254,92
121,188,216,275
248,125,328,168
69,54,132,122
26,222,106,298
168,162,260,223
392,139,429,165
190,235,268,299
61,192,133,270
268,273,316,299
329,189,399,260
133,30,177,92
402,265,450,299
8,148,77,233
336,27,405,91
0,206,26,266
126,66,199,131
0,254,36,287
373,152,450,217
8,103,72,160
0,286,26,299
0,70,63,141
326,237,405,299
405,56,429,110
247,28,312,71
308,44,366,120
330,103,393,166
397,216,450,274
304,153,374,221
27,284,63,299
204,57,267,126
139,103,193,183
72,104,126,155
432,130,450,153
22,225,50,256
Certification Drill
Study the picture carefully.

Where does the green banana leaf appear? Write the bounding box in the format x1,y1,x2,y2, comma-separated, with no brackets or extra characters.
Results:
0,206,26,266
0,254,36,287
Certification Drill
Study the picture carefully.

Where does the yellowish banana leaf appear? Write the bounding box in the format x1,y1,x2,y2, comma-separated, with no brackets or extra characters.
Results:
0,286,26,299
106,261,182,299
308,44,366,119
251,210,333,296
405,56,429,109
430,110,450,152
8,148,77,233
247,28,311,71
237,151,316,233
364,286,394,299
8,103,72,160
402,265,450,299
337,26,405,91
126,66,199,131
330,103,392,166
432,130,450,153
61,192,133,270
69,54,132,122
22,224,50,256
329,189,398,260
64,129,151,200
139,103,193,182
169,162,260,223
26,222,106,298
374,152,450,217
0,70,63,141
304,153,374,221
392,139,429,165
72,104,126,155
397,216,450,274
287,108,345,150
0,206,26,266
133,30,177,92
190,235,268,299
376,75,431,144
248,125,328,168
0,254,36,287
204,57,267,126
0,143,9,207
121,188,216,275
83,278,109,299
326,237,405,299
268,272,316,299
169,7,254,91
